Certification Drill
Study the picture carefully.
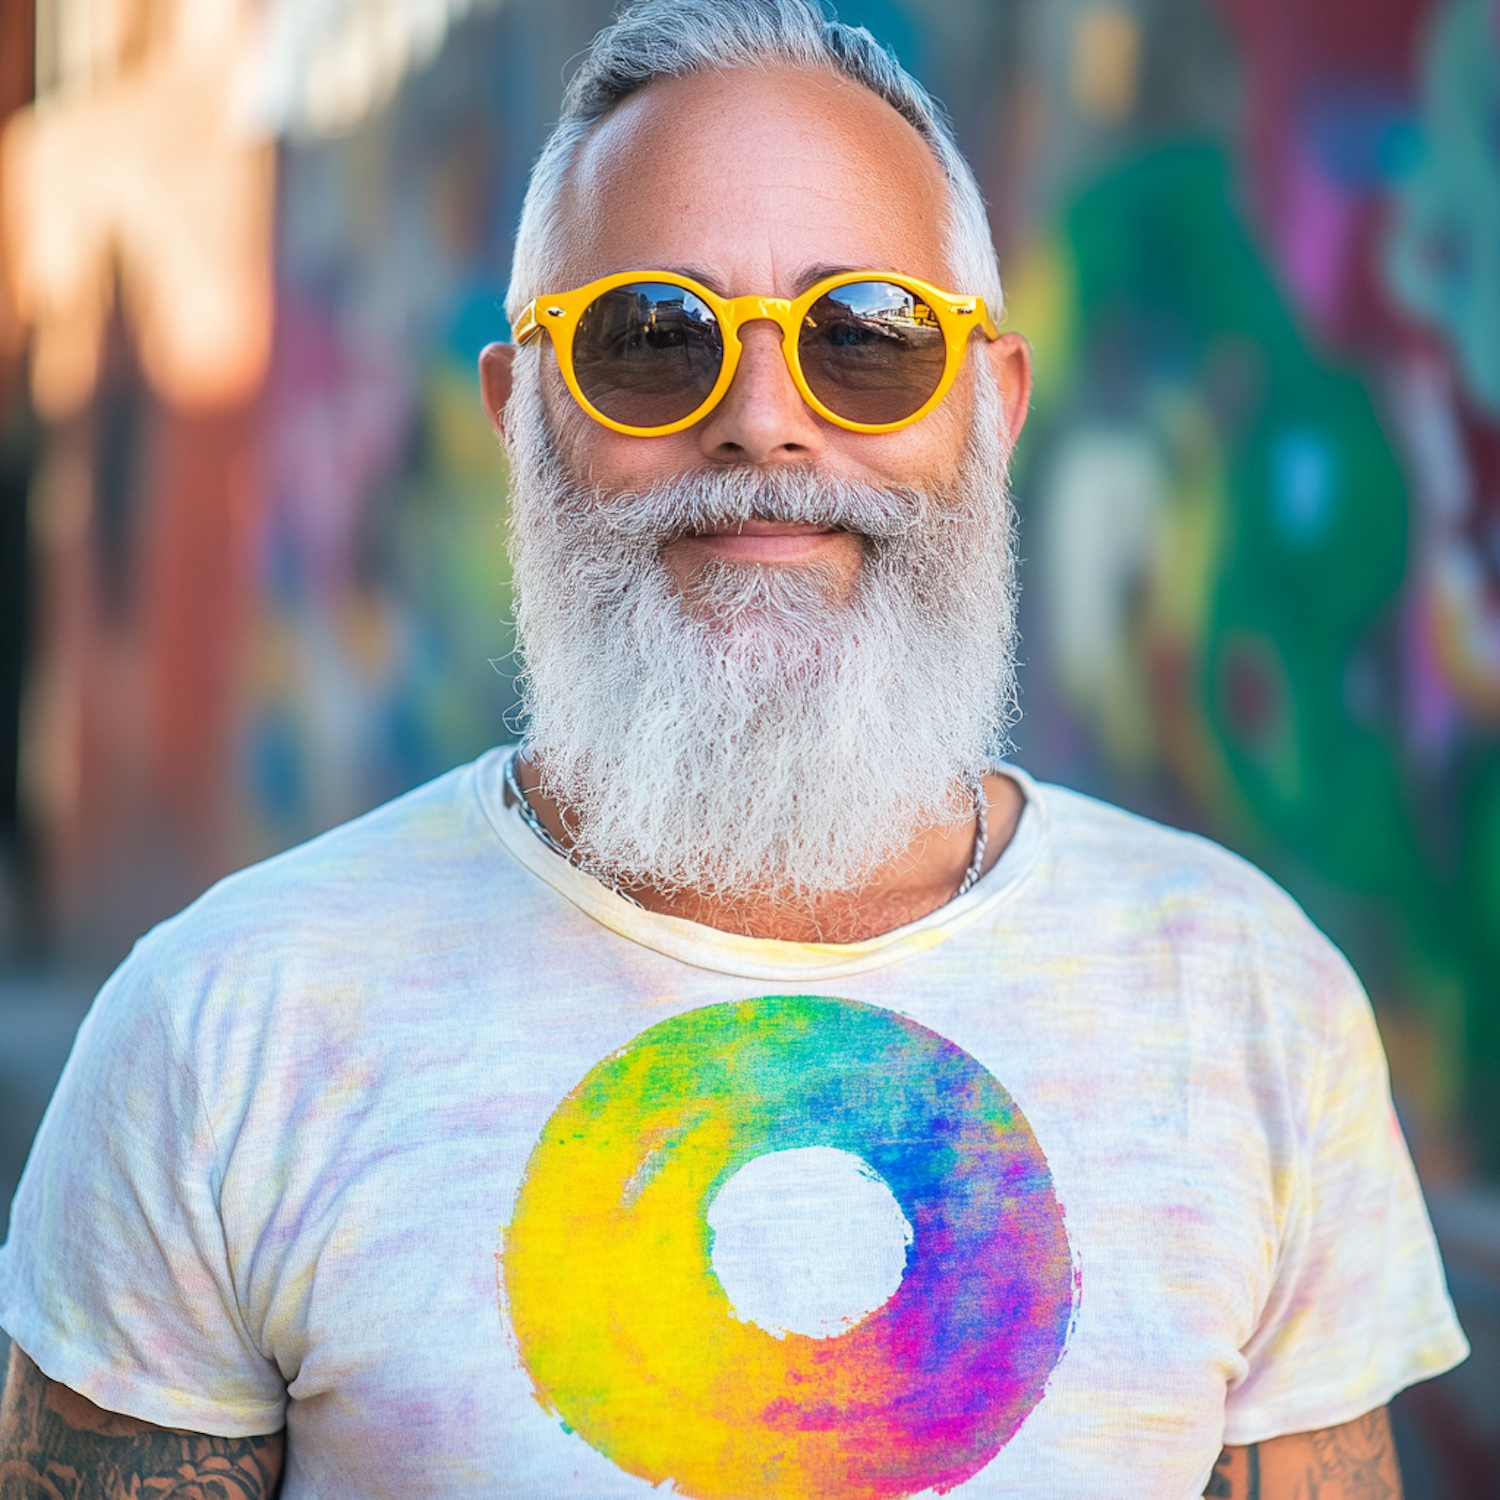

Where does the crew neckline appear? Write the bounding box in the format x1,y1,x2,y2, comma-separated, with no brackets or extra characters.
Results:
473,748,1047,980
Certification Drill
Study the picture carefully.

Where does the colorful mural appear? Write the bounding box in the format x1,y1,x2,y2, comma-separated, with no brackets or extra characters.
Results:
0,0,1496,1168
0,0,1494,1172
1011,0,1500,1182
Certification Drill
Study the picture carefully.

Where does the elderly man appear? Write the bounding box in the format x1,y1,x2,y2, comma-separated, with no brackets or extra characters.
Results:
0,2,1467,1496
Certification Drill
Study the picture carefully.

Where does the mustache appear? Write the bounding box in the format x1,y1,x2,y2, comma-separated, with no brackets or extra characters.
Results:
584,465,927,546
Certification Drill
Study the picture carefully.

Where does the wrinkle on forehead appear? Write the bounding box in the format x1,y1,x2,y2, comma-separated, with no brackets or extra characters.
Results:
551,65,956,295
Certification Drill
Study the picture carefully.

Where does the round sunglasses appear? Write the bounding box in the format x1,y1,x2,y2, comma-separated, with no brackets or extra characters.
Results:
513,270,1000,436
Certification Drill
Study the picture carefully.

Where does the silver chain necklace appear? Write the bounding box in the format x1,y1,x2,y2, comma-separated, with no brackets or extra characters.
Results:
503,748,573,863
954,778,989,898
504,747,989,904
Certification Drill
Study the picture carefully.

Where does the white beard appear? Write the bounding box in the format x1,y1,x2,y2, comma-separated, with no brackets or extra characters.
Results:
505,353,1020,905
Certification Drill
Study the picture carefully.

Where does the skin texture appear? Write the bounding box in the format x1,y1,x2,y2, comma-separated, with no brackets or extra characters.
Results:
482,65,1031,942
0,1345,285,1497
1203,1409,1403,1498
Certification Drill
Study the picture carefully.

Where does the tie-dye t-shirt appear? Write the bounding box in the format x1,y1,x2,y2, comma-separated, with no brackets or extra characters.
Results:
0,751,1467,1499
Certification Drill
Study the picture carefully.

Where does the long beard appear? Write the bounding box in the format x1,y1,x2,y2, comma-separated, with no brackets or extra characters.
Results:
505,355,1020,906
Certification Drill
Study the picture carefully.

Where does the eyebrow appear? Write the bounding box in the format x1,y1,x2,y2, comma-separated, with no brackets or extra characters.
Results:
793,263,862,293
651,265,728,294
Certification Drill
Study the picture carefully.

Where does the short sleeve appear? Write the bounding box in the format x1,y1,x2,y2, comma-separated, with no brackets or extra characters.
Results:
0,949,286,1436
1223,955,1470,1442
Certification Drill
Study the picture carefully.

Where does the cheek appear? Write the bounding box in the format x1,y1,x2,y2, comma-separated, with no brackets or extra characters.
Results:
545,363,707,489
831,385,973,491
813,353,982,493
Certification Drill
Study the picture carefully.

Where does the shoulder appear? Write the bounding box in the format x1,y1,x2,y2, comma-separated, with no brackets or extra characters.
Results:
88,755,522,1054
187,756,502,916
1031,778,1327,933
144,756,505,954
1021,777,1362,1012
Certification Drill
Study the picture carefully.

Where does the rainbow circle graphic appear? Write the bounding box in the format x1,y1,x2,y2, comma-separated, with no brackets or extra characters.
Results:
503,996,1074,1499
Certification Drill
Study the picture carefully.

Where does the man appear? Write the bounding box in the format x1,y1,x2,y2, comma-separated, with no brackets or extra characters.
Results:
0,2,1468,1496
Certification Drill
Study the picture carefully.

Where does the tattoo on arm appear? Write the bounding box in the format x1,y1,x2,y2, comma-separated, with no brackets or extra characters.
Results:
1206,1443,1261,1498
1296,1409,1402,1500
1204,1408,1401,1499
0,1344,284,1499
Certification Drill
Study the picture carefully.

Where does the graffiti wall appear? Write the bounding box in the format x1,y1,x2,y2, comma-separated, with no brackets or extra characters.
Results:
0,0,1496,1177
1008,0,1500,1187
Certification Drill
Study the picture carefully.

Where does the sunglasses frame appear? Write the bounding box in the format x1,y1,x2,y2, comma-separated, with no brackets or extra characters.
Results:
513,269,1000,437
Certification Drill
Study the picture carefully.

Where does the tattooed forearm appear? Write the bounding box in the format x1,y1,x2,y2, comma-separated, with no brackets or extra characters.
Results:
1204,1408,1401,1499
0,1344,284,1500
1206,1443,1260,1497
1291,1409,1401,1500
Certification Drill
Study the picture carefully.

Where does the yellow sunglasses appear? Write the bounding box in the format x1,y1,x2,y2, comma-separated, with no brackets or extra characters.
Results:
513,269,999,437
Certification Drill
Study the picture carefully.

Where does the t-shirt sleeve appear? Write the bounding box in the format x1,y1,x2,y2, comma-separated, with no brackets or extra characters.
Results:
1222,949,1470,1443
0,949,286,1436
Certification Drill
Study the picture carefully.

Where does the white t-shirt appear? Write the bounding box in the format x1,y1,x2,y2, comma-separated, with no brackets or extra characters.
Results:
0,752,1467,1499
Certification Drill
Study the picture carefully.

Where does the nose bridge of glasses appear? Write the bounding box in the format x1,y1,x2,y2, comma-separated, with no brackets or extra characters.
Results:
722,293,795,335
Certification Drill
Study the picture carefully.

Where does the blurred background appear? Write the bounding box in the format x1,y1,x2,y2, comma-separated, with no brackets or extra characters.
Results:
0,0,1496,1486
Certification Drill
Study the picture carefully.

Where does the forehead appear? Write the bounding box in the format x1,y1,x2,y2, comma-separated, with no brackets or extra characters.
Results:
554,65,955,294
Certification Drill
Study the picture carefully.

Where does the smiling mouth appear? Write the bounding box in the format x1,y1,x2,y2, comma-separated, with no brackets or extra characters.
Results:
691,518,844,538
677,518,853,564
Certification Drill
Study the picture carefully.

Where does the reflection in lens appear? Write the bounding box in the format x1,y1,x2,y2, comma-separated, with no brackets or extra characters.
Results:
799,281,947,425
573,283,723,426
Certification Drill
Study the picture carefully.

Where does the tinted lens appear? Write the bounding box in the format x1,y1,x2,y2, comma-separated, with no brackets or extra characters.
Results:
572,282,723,427
798,281,948,425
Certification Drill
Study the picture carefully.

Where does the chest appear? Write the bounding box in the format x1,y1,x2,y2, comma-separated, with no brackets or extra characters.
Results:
221,974,1284,1499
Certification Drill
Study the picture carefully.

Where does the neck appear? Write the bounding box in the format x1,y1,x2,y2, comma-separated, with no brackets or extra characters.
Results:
509,753,1023,943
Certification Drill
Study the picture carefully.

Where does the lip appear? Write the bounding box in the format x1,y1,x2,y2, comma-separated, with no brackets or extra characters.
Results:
679,518,848,564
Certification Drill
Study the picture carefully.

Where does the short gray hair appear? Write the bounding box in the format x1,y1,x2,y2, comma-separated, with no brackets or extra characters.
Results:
505,0,1001,322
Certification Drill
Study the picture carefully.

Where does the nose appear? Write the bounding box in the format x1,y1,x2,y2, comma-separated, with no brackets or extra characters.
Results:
695,320,826,465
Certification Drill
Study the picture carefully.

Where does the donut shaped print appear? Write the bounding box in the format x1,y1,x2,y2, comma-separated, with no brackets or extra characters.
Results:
502,995,1075,1500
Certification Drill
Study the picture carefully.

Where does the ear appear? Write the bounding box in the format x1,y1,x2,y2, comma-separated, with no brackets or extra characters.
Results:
478,342,518,438
984,332,1033,453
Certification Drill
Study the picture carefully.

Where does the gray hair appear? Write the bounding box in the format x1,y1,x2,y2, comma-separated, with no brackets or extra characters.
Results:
505,0,1002,322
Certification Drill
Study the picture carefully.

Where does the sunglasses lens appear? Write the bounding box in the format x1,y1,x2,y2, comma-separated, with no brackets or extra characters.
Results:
799,281,948,425
572,283,723,428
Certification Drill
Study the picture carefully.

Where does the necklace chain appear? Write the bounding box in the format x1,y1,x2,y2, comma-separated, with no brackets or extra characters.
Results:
503,747,572,862
955,778,989,898
504,747,988,905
